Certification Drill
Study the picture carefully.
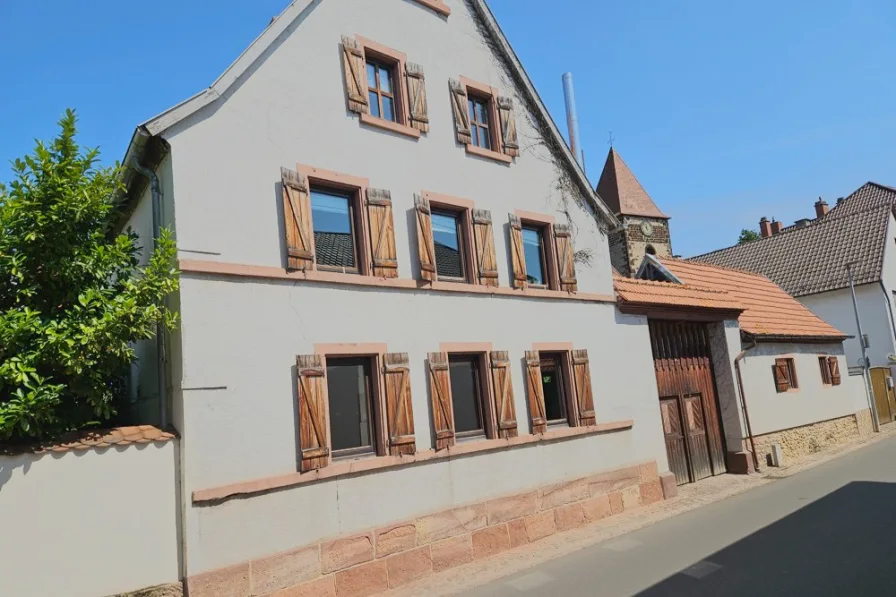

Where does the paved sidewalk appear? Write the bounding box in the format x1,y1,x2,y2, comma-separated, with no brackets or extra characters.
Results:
387,424,896,597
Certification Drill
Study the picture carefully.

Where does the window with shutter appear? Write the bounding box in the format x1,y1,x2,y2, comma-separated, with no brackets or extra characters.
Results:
554,224,578,293
341,36,368,114
450,77,517,164
473,209,499,287
366,188,398,278
281,168,314,271
828,357,841,386
449,79,472,145
428,352,455,449
489,351,518,438
524,350,547,434
383,353,416,455
415,195,437,281
571,349,596,426
774,358,797,392
509,214,527,289
296,354,330,471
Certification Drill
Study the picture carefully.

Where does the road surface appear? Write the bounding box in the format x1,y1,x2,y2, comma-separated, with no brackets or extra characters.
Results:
457,435,896,596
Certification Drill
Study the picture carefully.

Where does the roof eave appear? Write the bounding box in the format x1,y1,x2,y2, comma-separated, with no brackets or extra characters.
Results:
742,331,850,344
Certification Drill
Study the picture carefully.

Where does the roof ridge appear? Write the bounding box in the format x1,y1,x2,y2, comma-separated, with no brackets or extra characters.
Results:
660,256,774,281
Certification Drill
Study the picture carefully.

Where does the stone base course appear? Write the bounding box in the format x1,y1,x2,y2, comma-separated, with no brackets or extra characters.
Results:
752,413,864,466
856,408,874,438
185,460,664,597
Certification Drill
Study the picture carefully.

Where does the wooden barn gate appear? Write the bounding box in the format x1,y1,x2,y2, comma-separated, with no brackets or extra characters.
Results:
649,320,727,485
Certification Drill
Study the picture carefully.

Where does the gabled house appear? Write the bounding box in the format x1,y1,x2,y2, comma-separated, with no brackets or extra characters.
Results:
117,1,678,594
693,182,896,422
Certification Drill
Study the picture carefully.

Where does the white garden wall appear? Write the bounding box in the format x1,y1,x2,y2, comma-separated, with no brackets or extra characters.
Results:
0,441,180,597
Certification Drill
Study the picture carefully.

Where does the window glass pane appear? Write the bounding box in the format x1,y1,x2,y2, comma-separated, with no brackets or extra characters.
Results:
369,91,380,118
382,96,395,122
449,356,483,434
522,227,546,285
366,63,377,89
326,358,373,452
432,211,464,279
378,65,393,94
468,98,476,123
470,126,479,147
311,188,356,268
479,125,491,150
476,100,489,125
540,355,567,422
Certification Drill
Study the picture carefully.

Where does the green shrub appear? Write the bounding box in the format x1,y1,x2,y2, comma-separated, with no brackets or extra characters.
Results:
0,110,179,441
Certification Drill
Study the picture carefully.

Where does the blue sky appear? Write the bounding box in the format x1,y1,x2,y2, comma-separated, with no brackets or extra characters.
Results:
1,0,893,256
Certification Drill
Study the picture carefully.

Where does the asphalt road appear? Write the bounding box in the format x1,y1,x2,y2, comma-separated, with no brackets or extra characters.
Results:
458,435,896,597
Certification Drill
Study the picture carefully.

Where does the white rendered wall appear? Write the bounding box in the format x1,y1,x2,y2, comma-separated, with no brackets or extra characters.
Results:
179,276,667,573
737,343,858,436
0,443,180,597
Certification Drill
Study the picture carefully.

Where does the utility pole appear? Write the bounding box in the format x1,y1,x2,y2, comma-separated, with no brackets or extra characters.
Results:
848,262,880,432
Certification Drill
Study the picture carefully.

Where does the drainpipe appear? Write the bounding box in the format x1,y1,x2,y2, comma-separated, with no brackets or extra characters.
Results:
734,340,760,472
130,159,168,430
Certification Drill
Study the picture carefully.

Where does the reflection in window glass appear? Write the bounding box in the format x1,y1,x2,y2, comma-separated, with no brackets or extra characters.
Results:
326,357,374,453
432,210,465,280
449,356,484,435
311,188,356,269
540,354,568,423
522,226,546,285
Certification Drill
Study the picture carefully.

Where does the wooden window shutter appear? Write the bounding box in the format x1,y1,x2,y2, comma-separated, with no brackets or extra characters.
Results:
497,96,519,157
383,353,416,455
572,349,596,426
449,79,472,145
366,188,398,278
773,358,790,393
489,351,518,439
296,354,330,471
473,209,499,287
524,350,547,434
406,62,429,133
509,214,527,289
281,167,314,271
829,357,841,386
415,194,436,281
554,224,578,292
341,36,368,114
428,352,455,449
818,357,831,385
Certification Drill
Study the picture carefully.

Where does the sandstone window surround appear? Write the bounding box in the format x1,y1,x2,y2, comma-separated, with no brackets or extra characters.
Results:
281,164,398,279
508,210,578,293
341,35,429,139
449,76,519,164
410,0,451,17
414,191,499,286
524,343,596,434
296,344,415,472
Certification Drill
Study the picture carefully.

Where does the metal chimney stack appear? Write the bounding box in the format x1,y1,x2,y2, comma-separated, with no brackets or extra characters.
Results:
562,72,584,168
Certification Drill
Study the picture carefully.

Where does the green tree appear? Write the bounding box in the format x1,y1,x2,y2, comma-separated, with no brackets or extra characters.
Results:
0,110,179,442
738,229,761,244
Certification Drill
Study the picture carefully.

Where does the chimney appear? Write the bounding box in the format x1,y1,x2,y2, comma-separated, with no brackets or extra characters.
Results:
815,197,829,218
562,73,584,168
759,217,772,238
771,219,784,235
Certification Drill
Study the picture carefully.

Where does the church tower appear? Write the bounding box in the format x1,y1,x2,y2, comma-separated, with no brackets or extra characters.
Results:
596,148,672,277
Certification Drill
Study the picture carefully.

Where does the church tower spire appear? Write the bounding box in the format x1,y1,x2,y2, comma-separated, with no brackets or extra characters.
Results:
596,148,672,276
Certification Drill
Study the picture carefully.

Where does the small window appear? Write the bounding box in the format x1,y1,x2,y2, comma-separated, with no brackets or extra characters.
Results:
819,357,832,385
774,357,798,392
448,355,486,438
645,244,657,256
522,226,548,286
366,58,397,122
432,209,467,281
310,187,358,271
540,353,569,425
468,95,492,149
326,357,376,457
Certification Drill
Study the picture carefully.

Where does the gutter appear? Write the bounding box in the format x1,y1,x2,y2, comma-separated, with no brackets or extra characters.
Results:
733,340,760,472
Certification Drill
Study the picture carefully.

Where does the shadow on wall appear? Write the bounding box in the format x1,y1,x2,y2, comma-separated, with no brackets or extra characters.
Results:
636,481,896,597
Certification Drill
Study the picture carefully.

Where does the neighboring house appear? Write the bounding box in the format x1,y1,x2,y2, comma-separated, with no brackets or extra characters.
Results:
622,256,872,473
692,183,896,375
117,1,676,595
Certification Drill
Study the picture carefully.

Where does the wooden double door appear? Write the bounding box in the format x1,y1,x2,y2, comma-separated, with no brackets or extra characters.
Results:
649,321,727,486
